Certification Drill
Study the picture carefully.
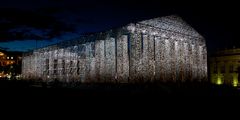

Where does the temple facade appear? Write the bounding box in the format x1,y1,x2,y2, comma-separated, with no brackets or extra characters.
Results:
21,15,207,83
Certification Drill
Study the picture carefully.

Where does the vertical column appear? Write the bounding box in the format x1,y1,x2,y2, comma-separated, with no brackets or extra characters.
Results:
175,40,180,82
35,52,38,79
122,35,129,82
95,40,103,82
58,48,63,82
142,34,149,82
21,56,25,79
56,48,60,81
137,32,143,82
199,43,207,82
38,50,44,80
48,49,52,80
59,48,63,81
129,33,135,82
104,37,116,82
70,46,75,82
189,42,193,81
203,45,208,81
68,46,72,82
148,35,155,82
28,55,31,79
129,33,136,82
31,54,34,79
191,43,197,81
117,35,124,82
178,40,184,82
99,40,106,82
79,44,86,83
129,32,142,82
22,55,28,79
169,40,176,82
39,51,43,79
184,41,190,81
23,56,27,79
34,51,38,79
54,49,58,80
65,46,69,82
85,43,91,82
71,46,76,82
64,48,68,82
89,42,96,82
48,49,53,81
164,38,171,81
155,36,161,81
117,35,129,83
198,45,203,82
43,50,49,81
195,42,200,81
62,48,67,82
31,52,36,79
29,55,32,79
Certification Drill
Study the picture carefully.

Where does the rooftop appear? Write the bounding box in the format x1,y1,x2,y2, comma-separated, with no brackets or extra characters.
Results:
212,48,240,57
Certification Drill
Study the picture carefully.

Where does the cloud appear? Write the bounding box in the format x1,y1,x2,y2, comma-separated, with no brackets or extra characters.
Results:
0,8,75,42
0,46,9,50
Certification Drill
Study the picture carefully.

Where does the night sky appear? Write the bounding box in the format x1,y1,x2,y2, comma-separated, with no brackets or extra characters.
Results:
0,0,239,54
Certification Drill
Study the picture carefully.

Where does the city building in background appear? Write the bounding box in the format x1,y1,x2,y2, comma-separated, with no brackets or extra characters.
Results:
210,48,240,87
0,49,22,79
21,15,207,83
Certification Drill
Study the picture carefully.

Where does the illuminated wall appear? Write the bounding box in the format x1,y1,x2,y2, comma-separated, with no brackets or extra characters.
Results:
210,48,240,87
22,15,207,83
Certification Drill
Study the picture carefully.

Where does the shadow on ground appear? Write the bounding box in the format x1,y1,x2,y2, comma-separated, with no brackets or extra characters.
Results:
0,79,239,97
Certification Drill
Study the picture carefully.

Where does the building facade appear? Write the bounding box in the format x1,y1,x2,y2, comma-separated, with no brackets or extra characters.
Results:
0,49,22,78
22,15,207,83
210,48,240,87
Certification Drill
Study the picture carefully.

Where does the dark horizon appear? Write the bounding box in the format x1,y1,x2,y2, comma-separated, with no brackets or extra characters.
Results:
0,0,239,53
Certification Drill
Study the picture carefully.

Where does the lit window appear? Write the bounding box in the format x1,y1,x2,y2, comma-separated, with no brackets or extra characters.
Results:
11,57,13,59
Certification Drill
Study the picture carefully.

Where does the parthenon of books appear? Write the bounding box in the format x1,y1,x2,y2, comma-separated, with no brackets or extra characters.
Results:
21,15,207,83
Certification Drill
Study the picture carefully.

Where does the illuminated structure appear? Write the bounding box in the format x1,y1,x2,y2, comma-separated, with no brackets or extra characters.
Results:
210,48,240,87
22,15,207,83
0,49,22,78
0,51,15,66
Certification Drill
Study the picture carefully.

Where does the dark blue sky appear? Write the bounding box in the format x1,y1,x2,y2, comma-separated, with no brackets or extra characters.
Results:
0,0,239,53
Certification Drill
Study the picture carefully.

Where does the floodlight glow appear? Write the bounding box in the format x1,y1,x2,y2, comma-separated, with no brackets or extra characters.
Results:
217,77,222,85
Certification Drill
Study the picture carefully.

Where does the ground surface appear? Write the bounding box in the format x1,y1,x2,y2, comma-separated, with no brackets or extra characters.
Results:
0,79,240,97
